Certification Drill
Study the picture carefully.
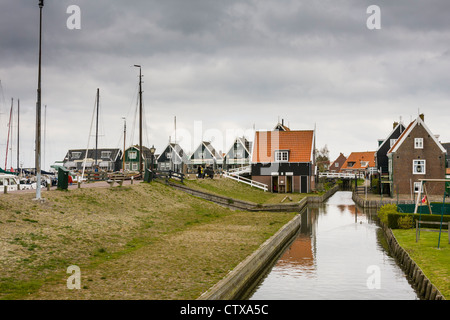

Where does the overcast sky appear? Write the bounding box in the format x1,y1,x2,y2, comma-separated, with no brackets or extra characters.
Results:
1,0,449,170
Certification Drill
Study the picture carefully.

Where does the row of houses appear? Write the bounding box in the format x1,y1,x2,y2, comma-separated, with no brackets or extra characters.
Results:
328,114,450,196
62,137,254,174
61,120,318,194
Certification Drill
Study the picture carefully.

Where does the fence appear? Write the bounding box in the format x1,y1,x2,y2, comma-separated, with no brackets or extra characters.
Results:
416,220,450,246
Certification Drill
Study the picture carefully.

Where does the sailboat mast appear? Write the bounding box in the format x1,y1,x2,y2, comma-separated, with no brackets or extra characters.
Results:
5,98,12,169
138,68,143,176
17,99,20,173
95,88,99,167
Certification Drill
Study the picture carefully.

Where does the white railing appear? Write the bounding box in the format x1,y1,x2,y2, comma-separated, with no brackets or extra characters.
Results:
226,165,251,175
319,172,362,179
223,171,268,192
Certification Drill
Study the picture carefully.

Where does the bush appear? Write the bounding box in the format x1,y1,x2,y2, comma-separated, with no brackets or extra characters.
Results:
377,204,398,224
397,215,414,229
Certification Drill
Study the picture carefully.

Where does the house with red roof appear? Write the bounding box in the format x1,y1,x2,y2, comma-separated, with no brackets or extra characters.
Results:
387,114,447,196
250,124,316,193
340,151,376,177
329,153,347,173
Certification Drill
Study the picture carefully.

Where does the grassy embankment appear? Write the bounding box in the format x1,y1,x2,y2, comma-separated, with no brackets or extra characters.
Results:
392,229,450,299
0,181,296,300
183,177,325,204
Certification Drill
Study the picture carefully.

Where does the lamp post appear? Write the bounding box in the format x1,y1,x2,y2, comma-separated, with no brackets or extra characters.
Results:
150,145,156,171
35,0,44,200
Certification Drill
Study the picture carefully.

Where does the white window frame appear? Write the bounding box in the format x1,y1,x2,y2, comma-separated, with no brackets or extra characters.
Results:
275,151,289,162
166,152,172,159
72,152,82,159
101,151,111,159
132,163,138,171
125,163,130,171
413,160,426,174
129,151,137,160
335,162,339,167
414,138,423,149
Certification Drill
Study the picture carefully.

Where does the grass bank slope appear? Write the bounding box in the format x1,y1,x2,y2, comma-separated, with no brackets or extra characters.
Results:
0,182,295,300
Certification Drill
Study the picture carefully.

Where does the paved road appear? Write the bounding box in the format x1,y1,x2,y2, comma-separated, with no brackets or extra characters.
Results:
1,179,140,196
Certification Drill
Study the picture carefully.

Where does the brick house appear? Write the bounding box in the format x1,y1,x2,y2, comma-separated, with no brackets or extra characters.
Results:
340,151,376,177
251,127,316,193
387,114,447,196
329,153,347,173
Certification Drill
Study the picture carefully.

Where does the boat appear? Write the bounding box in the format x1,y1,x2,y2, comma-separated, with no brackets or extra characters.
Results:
0,173,36,192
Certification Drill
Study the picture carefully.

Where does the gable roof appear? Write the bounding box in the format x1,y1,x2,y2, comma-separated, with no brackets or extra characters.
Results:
224,137,252,159
157,143,189,163
65,148,122,162
252,130,315,163
340,151,376,171
388,116,447,154
329,153,347,168
125,145,155,160
376,121,406,152
190,141,223,160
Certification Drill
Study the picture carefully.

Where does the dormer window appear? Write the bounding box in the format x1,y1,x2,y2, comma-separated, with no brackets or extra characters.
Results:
275,151,289,162
414,138,423,149
71,152,82,159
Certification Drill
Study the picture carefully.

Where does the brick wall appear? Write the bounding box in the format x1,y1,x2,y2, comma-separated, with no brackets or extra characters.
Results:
392,124,445,195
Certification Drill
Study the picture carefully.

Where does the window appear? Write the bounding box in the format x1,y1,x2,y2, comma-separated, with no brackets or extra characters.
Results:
166,152,172,159
71,152,82,159
414,182,423,193
125,163,130,171
360,161,368,167
132,163,138,171
413,160,426,174
414,138,423,149
275,151,289,162
129,151,137,160
347,162,355,168
101,151,111,158
335,162,339,167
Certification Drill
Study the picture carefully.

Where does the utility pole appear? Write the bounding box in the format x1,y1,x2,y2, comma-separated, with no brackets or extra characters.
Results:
35,0,44,200
134,65,143,176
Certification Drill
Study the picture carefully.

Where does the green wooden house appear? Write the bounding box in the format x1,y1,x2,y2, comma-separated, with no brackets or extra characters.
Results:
123,145,157,172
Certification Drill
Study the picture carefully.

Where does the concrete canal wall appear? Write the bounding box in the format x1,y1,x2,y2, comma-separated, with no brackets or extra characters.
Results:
382,225,446,300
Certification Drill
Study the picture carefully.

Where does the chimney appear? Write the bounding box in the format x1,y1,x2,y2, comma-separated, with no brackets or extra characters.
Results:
393,121,398,129
419,114,425,122
282,119,284,126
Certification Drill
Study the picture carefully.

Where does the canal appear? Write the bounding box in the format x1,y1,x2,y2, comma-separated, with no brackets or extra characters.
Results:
247,191,419,300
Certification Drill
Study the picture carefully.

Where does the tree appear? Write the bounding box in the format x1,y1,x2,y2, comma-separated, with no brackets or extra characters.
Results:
315,145,330,172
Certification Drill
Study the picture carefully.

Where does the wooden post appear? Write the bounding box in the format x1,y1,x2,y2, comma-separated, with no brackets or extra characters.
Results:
4,185,7,194
416,219,419,243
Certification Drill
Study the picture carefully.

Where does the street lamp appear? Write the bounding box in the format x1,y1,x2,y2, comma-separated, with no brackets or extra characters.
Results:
150,145,156,171
35,0,44,200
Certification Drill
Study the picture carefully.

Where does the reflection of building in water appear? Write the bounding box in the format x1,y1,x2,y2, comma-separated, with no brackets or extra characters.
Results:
275,208,318,273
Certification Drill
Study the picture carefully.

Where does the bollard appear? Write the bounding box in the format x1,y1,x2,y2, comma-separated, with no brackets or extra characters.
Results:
131,176,134,185
4,185,7,194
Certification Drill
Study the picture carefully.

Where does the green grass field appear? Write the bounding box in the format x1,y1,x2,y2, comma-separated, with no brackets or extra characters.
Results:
392,228,450,299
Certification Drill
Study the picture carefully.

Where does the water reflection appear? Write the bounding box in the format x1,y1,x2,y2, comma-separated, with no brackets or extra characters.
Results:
249,191,418,300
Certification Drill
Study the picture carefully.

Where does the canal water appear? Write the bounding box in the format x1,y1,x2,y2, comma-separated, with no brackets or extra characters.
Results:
248,191,419,300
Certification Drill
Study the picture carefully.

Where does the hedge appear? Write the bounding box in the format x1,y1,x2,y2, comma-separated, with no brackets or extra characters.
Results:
386,212,450,229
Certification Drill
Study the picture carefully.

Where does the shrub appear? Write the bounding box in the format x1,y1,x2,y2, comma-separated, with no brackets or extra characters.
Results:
377,204,398,224
397,215,414,229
